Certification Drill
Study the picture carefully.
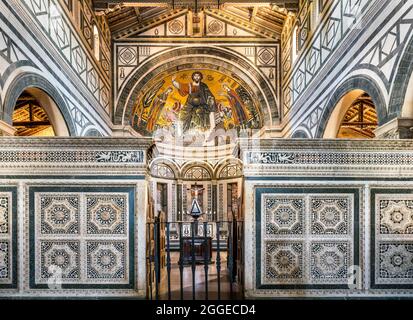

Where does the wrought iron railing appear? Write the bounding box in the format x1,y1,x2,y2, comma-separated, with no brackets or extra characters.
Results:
146,220,243,300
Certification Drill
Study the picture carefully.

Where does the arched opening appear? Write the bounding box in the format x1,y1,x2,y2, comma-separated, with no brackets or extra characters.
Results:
11,88,69,136
323,90,378,138
12,90,55,136
401,69,413,118
317,76,387,138
291,129,309,139
4,73,75,136
389,33,413,119
336,93,378,138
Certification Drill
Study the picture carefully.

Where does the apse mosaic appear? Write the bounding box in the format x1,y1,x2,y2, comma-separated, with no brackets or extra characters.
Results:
131,69,262,139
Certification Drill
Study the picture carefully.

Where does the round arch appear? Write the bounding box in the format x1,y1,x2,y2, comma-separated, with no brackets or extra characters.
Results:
149,157,180,179
389,33,413,118
181,161,214,181
215,157,244,179
316,75,387,138
3,72,76,136
115,46,278,128
82,126,103,137
291,129,310,139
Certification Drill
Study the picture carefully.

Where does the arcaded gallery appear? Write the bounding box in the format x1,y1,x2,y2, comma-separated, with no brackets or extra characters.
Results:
0,0,412,300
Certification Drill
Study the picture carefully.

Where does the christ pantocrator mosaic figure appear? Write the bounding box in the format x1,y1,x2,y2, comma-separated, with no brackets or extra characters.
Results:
172,71,217,133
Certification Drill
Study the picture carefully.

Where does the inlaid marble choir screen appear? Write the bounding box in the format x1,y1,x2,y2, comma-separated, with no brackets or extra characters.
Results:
131,69,262,136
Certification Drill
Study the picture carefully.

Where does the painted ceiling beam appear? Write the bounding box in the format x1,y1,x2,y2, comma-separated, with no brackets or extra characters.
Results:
206,8,281,39
93,0,299,12
113,8,188,39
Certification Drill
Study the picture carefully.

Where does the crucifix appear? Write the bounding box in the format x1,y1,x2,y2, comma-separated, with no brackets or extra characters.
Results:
186,183,206,239
190,184,204,200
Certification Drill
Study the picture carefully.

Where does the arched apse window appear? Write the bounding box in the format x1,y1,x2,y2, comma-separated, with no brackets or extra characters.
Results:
150,163,175,179
324,91,378,138
11,88,70,136
183,166,212,180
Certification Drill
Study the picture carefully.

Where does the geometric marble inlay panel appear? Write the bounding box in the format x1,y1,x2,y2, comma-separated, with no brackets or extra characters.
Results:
377,242,413,284
38,240,81,283
39,195,80,235
86,195,127,235
0,190,15,288
259,189,357,289
310,196,351,235
31,187,133,289
310,241,350,283
0,241,10,281
265,196,304,236
373,192,413,288
379,199,413,235
87,241,127,282
0,195,10,235
264,241,304,284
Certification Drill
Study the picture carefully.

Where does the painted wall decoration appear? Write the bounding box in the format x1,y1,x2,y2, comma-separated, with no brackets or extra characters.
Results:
131,69,262,140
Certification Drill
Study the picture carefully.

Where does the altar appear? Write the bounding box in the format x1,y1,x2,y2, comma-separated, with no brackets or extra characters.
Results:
181,236,212,264
179,185,213,265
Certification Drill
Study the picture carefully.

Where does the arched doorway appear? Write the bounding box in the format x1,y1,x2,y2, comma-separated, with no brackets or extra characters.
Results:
12,90,56,136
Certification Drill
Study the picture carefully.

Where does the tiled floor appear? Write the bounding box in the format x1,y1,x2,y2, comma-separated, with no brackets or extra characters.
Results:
150,252,243,300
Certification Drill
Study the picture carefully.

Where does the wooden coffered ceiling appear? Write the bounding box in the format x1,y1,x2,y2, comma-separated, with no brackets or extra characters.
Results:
93,1,299,39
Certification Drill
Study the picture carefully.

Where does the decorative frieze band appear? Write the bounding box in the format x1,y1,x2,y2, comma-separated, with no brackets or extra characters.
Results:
0,150,144,164
246,152,295,164
95,151,144,163
245,151,413,166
